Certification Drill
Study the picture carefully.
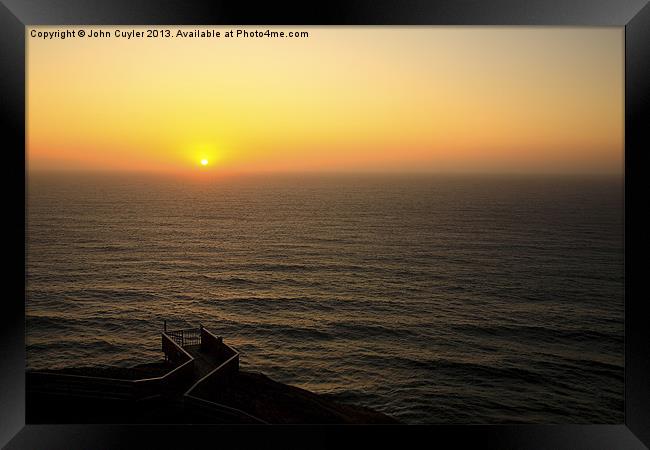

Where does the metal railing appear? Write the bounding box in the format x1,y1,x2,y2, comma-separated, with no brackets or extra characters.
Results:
166,327,201,347
28,332,197,401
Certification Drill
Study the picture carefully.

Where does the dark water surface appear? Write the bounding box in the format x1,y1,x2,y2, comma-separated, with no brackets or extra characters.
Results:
26,173,624,423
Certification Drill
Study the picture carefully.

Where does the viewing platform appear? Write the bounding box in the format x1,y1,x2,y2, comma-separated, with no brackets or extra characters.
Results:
27,324,266,423
161,323,241,393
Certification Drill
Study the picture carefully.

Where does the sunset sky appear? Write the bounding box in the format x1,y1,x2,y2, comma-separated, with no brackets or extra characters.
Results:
27,27,623,174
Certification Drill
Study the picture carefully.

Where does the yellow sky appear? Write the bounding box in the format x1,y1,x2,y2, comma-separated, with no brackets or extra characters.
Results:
27,26,623,174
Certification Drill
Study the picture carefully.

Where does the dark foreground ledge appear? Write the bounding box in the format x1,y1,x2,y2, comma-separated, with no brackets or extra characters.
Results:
26,363,398,424
193,370,398,424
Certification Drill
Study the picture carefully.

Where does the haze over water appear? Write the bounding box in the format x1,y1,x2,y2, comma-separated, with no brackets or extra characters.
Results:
26,172,624,424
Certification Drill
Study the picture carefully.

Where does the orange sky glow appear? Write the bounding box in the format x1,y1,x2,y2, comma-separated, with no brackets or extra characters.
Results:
27,26,623,175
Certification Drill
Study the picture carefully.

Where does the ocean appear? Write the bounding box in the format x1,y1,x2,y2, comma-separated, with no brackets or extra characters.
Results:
26,173,624,424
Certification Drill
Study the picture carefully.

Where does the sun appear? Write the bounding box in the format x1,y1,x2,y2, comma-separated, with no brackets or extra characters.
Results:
200,159,209,166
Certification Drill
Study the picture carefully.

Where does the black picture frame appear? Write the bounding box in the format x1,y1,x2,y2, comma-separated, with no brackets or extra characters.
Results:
2,1,649,448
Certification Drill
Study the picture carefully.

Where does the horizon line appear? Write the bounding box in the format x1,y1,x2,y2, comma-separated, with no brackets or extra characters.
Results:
25,169,624,179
